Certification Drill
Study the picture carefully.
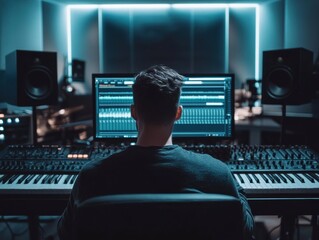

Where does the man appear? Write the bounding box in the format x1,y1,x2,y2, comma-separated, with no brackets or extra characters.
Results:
58,65,254,239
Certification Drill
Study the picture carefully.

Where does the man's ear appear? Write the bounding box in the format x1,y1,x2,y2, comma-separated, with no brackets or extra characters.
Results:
175,105,183,121
131,104,137,120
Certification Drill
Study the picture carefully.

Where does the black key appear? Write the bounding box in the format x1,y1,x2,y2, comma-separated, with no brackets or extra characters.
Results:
271,174,281,183
0,175,8,183
276,173,287,183
64,175,72,184
303,173,315,183
25,175,36,184
17,175,28,184
266,174,276,183
260,173,269,183
50,175,59,184
251,174,260,183
8,175,20,184
246,174,253,183
55,175,63,184
309,173,319,182
70,175,77,184
284,173,295,183
293,173,305,183
34,175,44,184
45,175,55,184
236,174,245,184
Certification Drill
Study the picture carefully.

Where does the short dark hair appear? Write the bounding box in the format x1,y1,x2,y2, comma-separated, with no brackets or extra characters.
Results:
132,65,183,125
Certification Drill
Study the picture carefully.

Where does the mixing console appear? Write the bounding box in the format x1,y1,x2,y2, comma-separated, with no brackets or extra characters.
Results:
0,144,318,195
0,144,318,173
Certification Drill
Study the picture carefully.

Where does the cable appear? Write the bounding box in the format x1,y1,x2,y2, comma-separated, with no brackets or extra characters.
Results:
267,222,281,240
0,216,30,239
1,216,14,240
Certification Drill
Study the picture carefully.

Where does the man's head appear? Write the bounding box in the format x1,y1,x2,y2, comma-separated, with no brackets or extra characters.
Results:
132,65,183,126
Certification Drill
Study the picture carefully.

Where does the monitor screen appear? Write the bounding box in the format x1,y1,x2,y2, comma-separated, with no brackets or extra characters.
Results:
93,73,234,142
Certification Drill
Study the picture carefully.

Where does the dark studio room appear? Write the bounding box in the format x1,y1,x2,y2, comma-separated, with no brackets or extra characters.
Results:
0,0,319,239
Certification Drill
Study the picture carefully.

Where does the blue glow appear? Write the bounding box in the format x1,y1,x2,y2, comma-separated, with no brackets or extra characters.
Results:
66,3,260,79
100,4,171,10
225,6,229,73
7,118,12,124
172,4,227,9
14,118,20,123
66,5,72,77
255,5,260,80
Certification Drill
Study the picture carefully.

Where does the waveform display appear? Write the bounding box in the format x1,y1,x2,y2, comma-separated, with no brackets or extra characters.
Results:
98,108,135,133
98,95,133,105
177,107,226,125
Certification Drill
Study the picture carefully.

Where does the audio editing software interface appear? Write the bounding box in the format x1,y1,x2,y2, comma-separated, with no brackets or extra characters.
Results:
93,74,234,141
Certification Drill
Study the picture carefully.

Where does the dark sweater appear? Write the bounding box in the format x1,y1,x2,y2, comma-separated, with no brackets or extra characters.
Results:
58,145,254,239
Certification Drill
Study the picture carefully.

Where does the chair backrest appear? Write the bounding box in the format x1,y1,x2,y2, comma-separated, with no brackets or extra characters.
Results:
73,193,244,240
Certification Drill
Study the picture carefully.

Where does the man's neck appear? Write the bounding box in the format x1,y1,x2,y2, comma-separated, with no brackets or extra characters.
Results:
136,124,173,147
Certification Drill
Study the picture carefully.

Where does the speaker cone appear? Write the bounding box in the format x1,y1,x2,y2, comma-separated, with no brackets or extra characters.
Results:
25,66,52,100
266,67,294,100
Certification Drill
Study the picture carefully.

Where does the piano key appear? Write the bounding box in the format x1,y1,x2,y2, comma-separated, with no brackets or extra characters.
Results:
64,175,72,184
250,174,260,183
266,174,276,183
246,174,253,183
259,173,269,183
54,174,62,184
309,173,319,182
303,173,315,183
293,173,305,183
283,173,295,183
33,175,43,184
233,172,319,195
276,173,287,183
0,174,76,194
17,174,28,184
8,175,20,184
24,174,36,184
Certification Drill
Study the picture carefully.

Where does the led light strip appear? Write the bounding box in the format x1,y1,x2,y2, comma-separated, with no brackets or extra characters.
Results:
67,3,260,79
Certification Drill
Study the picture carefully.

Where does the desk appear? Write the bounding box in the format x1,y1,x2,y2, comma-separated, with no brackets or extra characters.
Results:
236,117,281,145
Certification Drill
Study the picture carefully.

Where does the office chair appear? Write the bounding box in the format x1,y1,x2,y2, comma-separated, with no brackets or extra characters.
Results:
73,193,244,240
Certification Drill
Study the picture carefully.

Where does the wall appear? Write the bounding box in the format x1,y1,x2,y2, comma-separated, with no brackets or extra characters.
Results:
259,0,285,74
0,0,43,70
42,1,67,83
284,0,319,57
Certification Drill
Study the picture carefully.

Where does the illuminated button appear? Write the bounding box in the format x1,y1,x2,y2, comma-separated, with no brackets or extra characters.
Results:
7,118,12,124
67,154,73,159
15,118,20,123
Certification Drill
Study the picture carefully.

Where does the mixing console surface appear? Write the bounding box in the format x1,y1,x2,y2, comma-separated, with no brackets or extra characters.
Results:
0,144,318,174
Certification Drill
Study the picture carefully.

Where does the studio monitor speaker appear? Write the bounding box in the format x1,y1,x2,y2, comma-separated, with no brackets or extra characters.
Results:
3,50,58,106
262,48,313,105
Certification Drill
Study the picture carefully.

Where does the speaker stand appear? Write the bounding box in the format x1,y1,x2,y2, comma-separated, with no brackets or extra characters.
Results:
32,106,37,145
280,103,286,145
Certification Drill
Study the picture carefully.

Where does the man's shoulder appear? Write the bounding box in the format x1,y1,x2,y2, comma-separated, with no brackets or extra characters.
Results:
81,147,131,173
178,147,227,165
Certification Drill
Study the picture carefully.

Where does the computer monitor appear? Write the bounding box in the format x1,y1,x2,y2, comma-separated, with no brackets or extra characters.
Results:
93,73,234,143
